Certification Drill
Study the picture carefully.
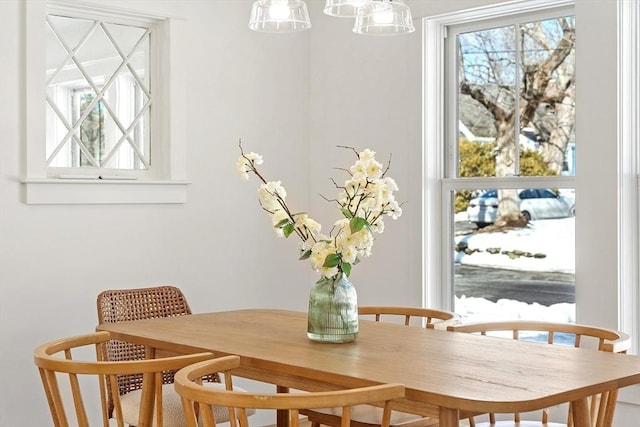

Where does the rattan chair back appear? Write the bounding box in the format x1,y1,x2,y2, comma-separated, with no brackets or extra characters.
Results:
96,285,219,415
34,331,215,427
447,320,631,427
175,355,405,427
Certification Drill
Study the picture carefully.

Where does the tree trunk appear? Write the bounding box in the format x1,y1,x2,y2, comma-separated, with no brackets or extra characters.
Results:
540,81,575,174
494,116,523,225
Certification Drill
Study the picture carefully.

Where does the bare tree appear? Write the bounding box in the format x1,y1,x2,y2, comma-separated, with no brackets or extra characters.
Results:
521,18,575,174
459,16,575,227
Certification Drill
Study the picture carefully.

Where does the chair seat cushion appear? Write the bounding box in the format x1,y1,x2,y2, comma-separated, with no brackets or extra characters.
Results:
305,405,438,427
120,382,255,426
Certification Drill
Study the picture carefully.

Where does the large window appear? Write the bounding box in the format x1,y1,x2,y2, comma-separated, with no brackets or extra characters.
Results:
424,0,639,358
423,2,577,324
449,9,576,323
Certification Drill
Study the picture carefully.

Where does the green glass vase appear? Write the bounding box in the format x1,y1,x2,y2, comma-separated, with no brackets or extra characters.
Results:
307,274,358,343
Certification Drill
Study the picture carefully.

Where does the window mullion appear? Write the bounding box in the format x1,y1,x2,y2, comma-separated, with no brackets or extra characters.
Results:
514,23,522,175
442,176,575,192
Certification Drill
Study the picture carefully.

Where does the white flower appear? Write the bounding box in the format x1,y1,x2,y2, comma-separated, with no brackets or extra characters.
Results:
310,240,339,278
296,214,321,236
270,211,288,238
359,149,376,161
344,178,366,197
258,181,287,212
236,152,263,181
238,143,401,281
370,217,385,233
364,158,383,180
357,233,374,258
350,161,368,181
357,195,378,215
338,244,358,264
334,218,350,232
386,200,402,219
383,176,399,192
350,150,383,181
271,209,289,227
265,181,287,199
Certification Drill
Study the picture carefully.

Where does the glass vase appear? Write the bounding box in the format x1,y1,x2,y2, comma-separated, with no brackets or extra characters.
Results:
307,274,358,343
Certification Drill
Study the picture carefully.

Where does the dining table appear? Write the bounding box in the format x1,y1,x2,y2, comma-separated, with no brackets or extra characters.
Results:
96,309,640,427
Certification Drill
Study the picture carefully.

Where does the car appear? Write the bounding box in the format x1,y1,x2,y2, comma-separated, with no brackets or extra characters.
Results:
466,188,575,227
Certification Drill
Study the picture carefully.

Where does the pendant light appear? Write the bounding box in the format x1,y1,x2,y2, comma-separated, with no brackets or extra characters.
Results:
353,0,415,35
248,0,312,33
323,0,370,18
248,0,414,36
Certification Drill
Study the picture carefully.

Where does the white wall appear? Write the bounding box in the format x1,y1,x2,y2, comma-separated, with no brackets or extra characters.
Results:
0,0,637,424
1,1,313,424
306,1,421,305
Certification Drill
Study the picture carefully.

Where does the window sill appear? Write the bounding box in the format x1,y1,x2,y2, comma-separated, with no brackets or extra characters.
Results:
21,178,191,204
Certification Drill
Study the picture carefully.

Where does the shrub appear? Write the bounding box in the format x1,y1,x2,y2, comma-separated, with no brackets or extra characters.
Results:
454,139,557,213
520,149,558,177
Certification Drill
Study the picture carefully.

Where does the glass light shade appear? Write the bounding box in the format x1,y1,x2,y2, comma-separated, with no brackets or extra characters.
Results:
323,0,370,18
249,0,312,33
353,0,415,35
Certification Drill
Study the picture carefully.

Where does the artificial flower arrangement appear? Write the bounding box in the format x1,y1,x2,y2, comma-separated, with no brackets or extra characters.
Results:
236,141,402,282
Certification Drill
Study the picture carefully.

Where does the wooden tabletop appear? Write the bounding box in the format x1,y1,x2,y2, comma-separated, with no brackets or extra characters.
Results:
96,309,640,427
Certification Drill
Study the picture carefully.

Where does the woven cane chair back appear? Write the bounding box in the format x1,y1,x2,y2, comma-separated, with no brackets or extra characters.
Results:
34,331,215,427
447,321,631,427
96,286,220,415
175,355,405,427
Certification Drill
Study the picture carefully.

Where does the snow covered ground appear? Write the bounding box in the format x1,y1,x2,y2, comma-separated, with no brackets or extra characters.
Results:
453,216,576,323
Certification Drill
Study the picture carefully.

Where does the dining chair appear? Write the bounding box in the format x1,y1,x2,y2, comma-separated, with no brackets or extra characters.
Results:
358,306,461,329
34,330,216,427
446,320,631,427
300,306,456,427
174,354,406,427
96,285,254,426
96,286,215,416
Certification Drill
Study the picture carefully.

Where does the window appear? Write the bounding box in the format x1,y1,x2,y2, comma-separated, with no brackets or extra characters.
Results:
23,0,189,204
46,12,151,173
450,8,576,323
423,1,577,324
425,0,640,360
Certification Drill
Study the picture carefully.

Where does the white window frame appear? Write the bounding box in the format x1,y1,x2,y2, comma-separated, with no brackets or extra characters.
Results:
423,0,640,408
618,0,639,354
423,0,638,350
616,0,640,405
422,0,576,311
23,0,189,204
